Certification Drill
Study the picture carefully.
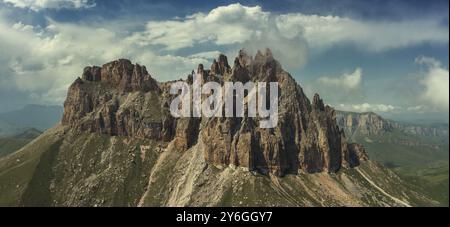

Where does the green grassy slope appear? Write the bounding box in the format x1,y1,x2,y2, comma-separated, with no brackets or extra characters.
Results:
350,129,449,206
0,127,62,206
0,126,166,206
0,128,41,158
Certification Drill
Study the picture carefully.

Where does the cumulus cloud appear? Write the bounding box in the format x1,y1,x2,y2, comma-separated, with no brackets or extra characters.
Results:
318,68,362,89
0,3,448,109
129,4,270,50
1,0,95,11
276,13,448,52
1,19,121,94
0,16,212,105
339,103,399,113
406,105,427,113
127,3,448,55
123,3,448,71
415,56,449,111
126,3,308,69
187,51,222,60
305,67,365,105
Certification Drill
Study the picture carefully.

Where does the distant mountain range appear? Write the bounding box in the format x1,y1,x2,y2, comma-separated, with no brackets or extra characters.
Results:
336,110,449,206
0,104,63,137
0,105,61,157
0,128,41,157
336,111,449,139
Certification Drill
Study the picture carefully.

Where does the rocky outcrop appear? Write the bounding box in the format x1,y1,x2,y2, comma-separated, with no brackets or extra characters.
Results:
62,59,174,141
336,111,449,138
336,111,394,136
62,49,368,176
345,143,368,167
210,54,231,76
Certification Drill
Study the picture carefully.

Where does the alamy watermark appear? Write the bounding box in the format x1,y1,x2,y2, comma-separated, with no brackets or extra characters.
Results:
169,72,279,128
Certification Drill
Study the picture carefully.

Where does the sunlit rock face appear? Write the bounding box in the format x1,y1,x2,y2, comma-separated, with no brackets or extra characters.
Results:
62,49,367,176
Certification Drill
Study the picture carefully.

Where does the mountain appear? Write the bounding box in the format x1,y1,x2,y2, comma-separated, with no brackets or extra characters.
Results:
0,128,42,158
0,120,22,138
336,111,449,138
336,111,449,206
0,49,436,207
0,104,63,135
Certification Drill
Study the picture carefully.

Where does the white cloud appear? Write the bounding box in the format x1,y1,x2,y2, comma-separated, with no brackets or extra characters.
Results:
416,56,449,111
128,4,270,50
405,105,430,114
0,3,448,109
406,105,425,112
187,51,222,60
276,13,449,52
415,56,440,66
127,3,448,55
339,103,399,113
126,3,308,69
318,68,362,89
1,0,95,11
123,3,448,71
0,17,212,105
307,68,364,105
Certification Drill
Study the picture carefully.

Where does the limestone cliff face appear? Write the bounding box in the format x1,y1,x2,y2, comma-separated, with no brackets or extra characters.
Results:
336,111,449,138
62,49,367,176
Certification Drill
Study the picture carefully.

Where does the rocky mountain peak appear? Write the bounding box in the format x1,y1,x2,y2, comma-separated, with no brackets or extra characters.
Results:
197,63,204,74
210,54,231,75
235,49,252,68
61,49,368,176
80,59,159,93
82,66,101,81
312,93,326,111
254,48,273,61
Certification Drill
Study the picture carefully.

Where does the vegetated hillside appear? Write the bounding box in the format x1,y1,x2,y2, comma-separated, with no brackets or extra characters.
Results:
336,111,449,206
0,128,41,157
0,126,434,207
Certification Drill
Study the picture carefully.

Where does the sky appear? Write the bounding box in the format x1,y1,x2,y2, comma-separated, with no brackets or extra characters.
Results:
0,0,448,122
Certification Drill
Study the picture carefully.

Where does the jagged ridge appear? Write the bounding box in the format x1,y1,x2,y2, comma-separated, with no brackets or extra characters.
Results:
336,111,449,137
62,49,367,176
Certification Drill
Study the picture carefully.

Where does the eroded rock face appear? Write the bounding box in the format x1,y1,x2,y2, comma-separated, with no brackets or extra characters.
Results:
336,111,394,136
62,59,172,141
62,49,367,176
210,54,231,76
336,111,449,137
345,143,368,167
